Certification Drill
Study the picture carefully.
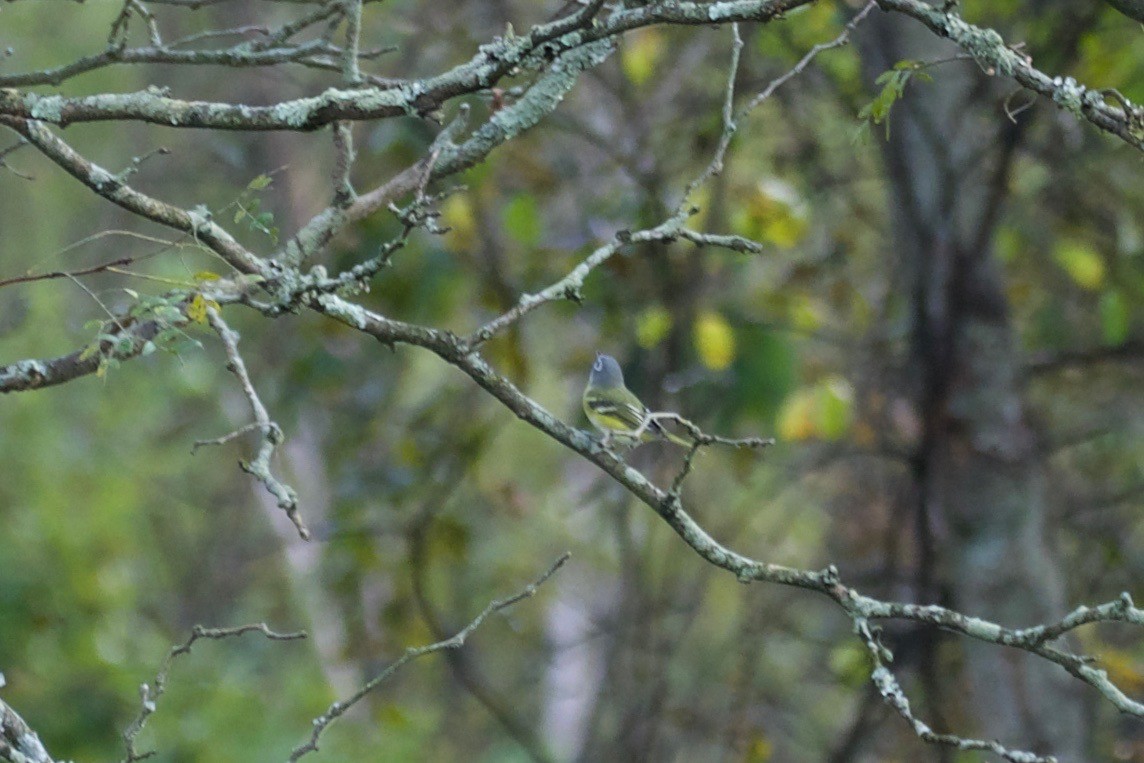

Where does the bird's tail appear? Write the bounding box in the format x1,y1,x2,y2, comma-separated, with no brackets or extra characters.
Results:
644,417,696,448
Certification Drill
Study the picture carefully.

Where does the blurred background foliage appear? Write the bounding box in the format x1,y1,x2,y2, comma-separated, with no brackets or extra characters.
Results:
1,1,1143,761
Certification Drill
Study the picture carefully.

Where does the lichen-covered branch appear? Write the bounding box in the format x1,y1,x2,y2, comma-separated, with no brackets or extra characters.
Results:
876,0,1144,151
0,116,267,275
308,288,1144,757
202,308,308,540
856,620,1052,763
0,0,809,130
0,696,54,763
0,303,188,394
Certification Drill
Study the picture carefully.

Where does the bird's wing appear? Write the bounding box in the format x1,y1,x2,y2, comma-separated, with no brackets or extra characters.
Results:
585,396,649,431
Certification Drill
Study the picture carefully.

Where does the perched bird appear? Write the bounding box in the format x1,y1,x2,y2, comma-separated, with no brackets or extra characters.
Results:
582,353,691,448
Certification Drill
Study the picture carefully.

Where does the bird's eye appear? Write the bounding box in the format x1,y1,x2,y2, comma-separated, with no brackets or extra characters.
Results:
594,357,603,371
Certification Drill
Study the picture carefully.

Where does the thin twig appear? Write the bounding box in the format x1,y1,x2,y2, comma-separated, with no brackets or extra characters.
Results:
206,307,309,540
121,623,306,763
191,421,263,452
341,0,362,83
288,552,571,761
682,1,877,207
331,121,356,205
67,273,126,333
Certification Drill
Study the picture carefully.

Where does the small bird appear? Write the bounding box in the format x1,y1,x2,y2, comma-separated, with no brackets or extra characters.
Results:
582,353,691,448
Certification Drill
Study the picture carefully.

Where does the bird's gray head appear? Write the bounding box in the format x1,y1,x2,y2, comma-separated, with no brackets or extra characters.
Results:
589,353,625,389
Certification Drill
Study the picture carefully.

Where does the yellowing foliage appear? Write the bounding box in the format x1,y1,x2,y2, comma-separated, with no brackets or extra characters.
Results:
694,310,736,370
1053,239,1105,290
777,388,816,441
733,179,809,249
440,193,478,252
777,376,855,441
621,28,666,86
1096,647,1144,696
636,305,673,349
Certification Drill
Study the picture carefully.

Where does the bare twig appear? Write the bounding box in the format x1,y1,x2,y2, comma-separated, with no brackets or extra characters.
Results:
465,215,763,349
683,1,877,205
191,421,263,452
330,121,356,205
639,411,775,451
121,623,306,763
67,273,127,333
0,138,31,180
341,0,363,83
205,307,309,540
0,231,187,291
288,552,571,761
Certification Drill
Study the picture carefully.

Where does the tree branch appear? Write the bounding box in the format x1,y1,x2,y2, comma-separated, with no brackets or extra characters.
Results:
876,0,1144,151
201,307,308,540
288,552,570,761
121,623,306,763
0,117,267,275
0,0,808,130
0,695,54,763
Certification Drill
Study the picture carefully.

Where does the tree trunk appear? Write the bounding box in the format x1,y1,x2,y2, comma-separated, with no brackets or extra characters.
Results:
857,13,1086,759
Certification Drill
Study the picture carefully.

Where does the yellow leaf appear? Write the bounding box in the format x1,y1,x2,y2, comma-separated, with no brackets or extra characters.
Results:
1053,240,1105,290
789,294,823,332
194,271,221,281
777,388,816,441
694,310,735,371
79,342,102,362
777,378,853,441
621,28,665,86
829,641,871,687
186,294,208,324
1096,647,1144,695
745,734,773,763
440,193,477,252
733,178,809,249
375,703,411,729
636,305,673,349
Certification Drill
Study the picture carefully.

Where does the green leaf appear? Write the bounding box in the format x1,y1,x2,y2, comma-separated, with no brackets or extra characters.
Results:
621,28,665,86
636,305,673,349
501,193,542,247
859,63,931,139
817,376,854,440
1053,240,1105,290
246,174,272,191
1099,290,1130,345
